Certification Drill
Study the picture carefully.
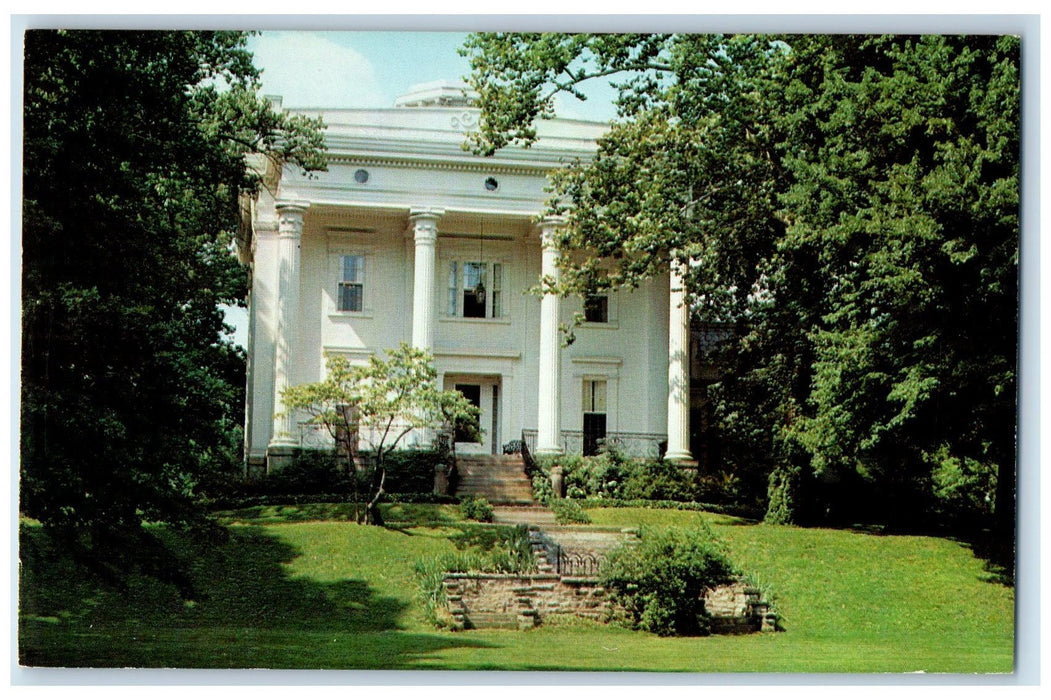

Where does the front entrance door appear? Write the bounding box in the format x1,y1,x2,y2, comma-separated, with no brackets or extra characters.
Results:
454,384,481,443
446,375,501,455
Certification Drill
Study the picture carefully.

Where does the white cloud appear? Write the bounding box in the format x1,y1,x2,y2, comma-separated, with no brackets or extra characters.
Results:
247,32,386,109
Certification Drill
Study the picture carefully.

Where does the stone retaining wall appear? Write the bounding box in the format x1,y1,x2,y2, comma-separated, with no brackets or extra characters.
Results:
442,572,776,633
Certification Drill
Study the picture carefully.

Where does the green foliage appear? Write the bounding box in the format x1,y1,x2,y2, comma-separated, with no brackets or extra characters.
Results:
281,345,479,524
563,445,632,499
466,33,1019,535
764,464,800,526
578,498,743,517
20,30,326,588
600,519,738,636
549,498,591,524
415,523,537,626
458,495,494,523
532,449,704,506
620,460,699,502
380,449,445,494
266,450,356,495
927,445,998,528
531,469,555,505
449,524,537,573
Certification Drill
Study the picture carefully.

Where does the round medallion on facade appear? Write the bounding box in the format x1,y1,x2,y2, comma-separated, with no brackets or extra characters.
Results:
484,176,499,192
353,168,370,184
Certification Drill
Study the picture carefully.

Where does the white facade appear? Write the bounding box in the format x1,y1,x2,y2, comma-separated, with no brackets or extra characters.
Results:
241,82,692,472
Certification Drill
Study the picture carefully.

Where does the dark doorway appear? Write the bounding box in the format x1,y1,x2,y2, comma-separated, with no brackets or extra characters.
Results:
582,379,607,456
454,383,482,443
583,413,607,457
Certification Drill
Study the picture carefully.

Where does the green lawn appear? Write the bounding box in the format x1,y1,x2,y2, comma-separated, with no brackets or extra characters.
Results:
18,504,1014,672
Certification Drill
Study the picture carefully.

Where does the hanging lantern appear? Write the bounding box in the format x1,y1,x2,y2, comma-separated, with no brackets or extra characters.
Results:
475,219,486,304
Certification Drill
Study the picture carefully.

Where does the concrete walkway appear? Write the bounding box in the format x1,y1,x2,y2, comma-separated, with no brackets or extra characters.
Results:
492,506,634,560
492,505,558,526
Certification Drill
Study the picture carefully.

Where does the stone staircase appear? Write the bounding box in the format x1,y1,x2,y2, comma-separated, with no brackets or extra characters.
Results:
454,454,534,504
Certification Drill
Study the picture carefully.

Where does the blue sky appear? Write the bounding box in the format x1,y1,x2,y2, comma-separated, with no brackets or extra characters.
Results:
245,31,620,121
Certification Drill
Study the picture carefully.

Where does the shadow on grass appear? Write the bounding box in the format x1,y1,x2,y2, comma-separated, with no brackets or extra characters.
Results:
216,501,365,524
19,524,497,668
961,533,1015,587
706,513,761,527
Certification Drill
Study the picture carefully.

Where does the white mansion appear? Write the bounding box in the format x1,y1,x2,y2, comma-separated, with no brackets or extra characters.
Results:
240,81,708,474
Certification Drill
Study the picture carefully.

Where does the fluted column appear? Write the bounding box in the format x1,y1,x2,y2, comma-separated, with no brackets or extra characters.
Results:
269,200,309,451
666,257,693,462
410,208,443,351
536,217,564,456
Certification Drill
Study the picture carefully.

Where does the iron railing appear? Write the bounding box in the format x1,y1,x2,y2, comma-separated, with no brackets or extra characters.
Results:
549,543,603,577
521,429,666,459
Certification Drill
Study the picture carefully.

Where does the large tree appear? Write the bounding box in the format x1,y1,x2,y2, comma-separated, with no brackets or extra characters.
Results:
463,33,1019,534
21,30,326,590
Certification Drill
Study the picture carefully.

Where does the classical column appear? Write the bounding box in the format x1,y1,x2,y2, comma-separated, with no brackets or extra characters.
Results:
665,257,693,462
269,200,309,455
410,208,443,351
536,217,564,456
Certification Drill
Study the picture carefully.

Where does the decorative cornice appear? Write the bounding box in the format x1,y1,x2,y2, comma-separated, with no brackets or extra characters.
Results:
325,153,551,177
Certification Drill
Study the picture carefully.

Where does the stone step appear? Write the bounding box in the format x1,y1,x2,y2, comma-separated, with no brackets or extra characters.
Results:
454,454,534,504
462,611,520,630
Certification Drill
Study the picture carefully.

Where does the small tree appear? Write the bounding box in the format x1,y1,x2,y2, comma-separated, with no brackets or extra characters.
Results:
281,343,479,525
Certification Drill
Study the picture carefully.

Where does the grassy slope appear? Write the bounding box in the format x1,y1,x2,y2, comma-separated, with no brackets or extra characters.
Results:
18,505,1013,672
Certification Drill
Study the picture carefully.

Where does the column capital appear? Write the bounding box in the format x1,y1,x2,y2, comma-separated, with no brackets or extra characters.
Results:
409,207,445,223
538,216,566,250
276,199,311,213
409,208,444,242
276,200,310,237
539,214,567,229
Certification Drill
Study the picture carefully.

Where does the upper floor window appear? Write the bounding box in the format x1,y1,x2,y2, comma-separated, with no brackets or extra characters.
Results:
338,254,365,312
584,294,609,323
447,261,503,319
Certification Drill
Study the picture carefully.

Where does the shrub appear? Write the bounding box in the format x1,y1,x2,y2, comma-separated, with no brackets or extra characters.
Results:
381,448,446,493
459,495,494,523
268,450,353,494
620,459,699,502
600,519,738,636
550,498,591,524
577,498,754,518
531,470,555,504
565,446,632,500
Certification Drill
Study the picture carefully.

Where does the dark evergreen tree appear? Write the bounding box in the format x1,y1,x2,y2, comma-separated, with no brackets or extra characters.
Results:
21,30,325,591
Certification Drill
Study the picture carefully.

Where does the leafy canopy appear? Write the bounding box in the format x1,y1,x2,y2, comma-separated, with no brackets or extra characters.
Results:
463,33,1019,532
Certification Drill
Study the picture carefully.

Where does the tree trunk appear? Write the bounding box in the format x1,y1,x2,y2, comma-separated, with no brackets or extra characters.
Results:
365,455,386,526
